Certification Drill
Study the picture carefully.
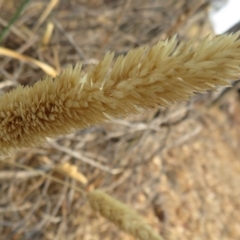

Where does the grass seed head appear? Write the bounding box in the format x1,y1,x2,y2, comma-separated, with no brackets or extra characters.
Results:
87,190,164,240
1,33,240,155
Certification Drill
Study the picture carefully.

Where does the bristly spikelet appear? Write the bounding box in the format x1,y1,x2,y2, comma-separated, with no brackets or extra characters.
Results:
87,190,164,240
1,33,240,155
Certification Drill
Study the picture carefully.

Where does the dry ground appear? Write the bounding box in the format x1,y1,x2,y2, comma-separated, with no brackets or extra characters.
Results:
0,0,240,240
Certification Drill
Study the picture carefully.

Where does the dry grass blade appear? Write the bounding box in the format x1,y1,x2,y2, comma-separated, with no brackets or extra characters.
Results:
48,141,116,173
0,157,86,195
53,19,86,60
0,47,57,76
0,33,240,155
42,21,54,46
55,162,88,184
0,170,42,179
33,0,59,32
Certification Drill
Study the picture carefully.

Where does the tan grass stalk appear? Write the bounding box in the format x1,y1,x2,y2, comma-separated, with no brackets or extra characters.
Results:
0,47,57,76
87,190,164,240
56,162,88,184
1,33,240,155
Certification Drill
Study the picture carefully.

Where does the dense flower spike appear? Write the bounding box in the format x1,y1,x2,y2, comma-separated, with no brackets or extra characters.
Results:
87,190,164,240
1,33,240,155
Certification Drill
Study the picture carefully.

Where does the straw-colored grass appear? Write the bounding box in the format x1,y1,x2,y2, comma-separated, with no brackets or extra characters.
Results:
88,190,164,240
1,33,240,156
2,2,240,239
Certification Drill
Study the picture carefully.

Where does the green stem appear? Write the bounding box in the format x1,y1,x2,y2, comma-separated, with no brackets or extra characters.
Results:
0,0,31,44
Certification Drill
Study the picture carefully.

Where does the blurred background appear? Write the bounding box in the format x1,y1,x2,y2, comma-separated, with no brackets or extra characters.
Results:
0,0,240,239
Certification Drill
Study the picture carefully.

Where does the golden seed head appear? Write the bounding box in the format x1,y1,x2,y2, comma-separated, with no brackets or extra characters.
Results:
1,33,240,155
